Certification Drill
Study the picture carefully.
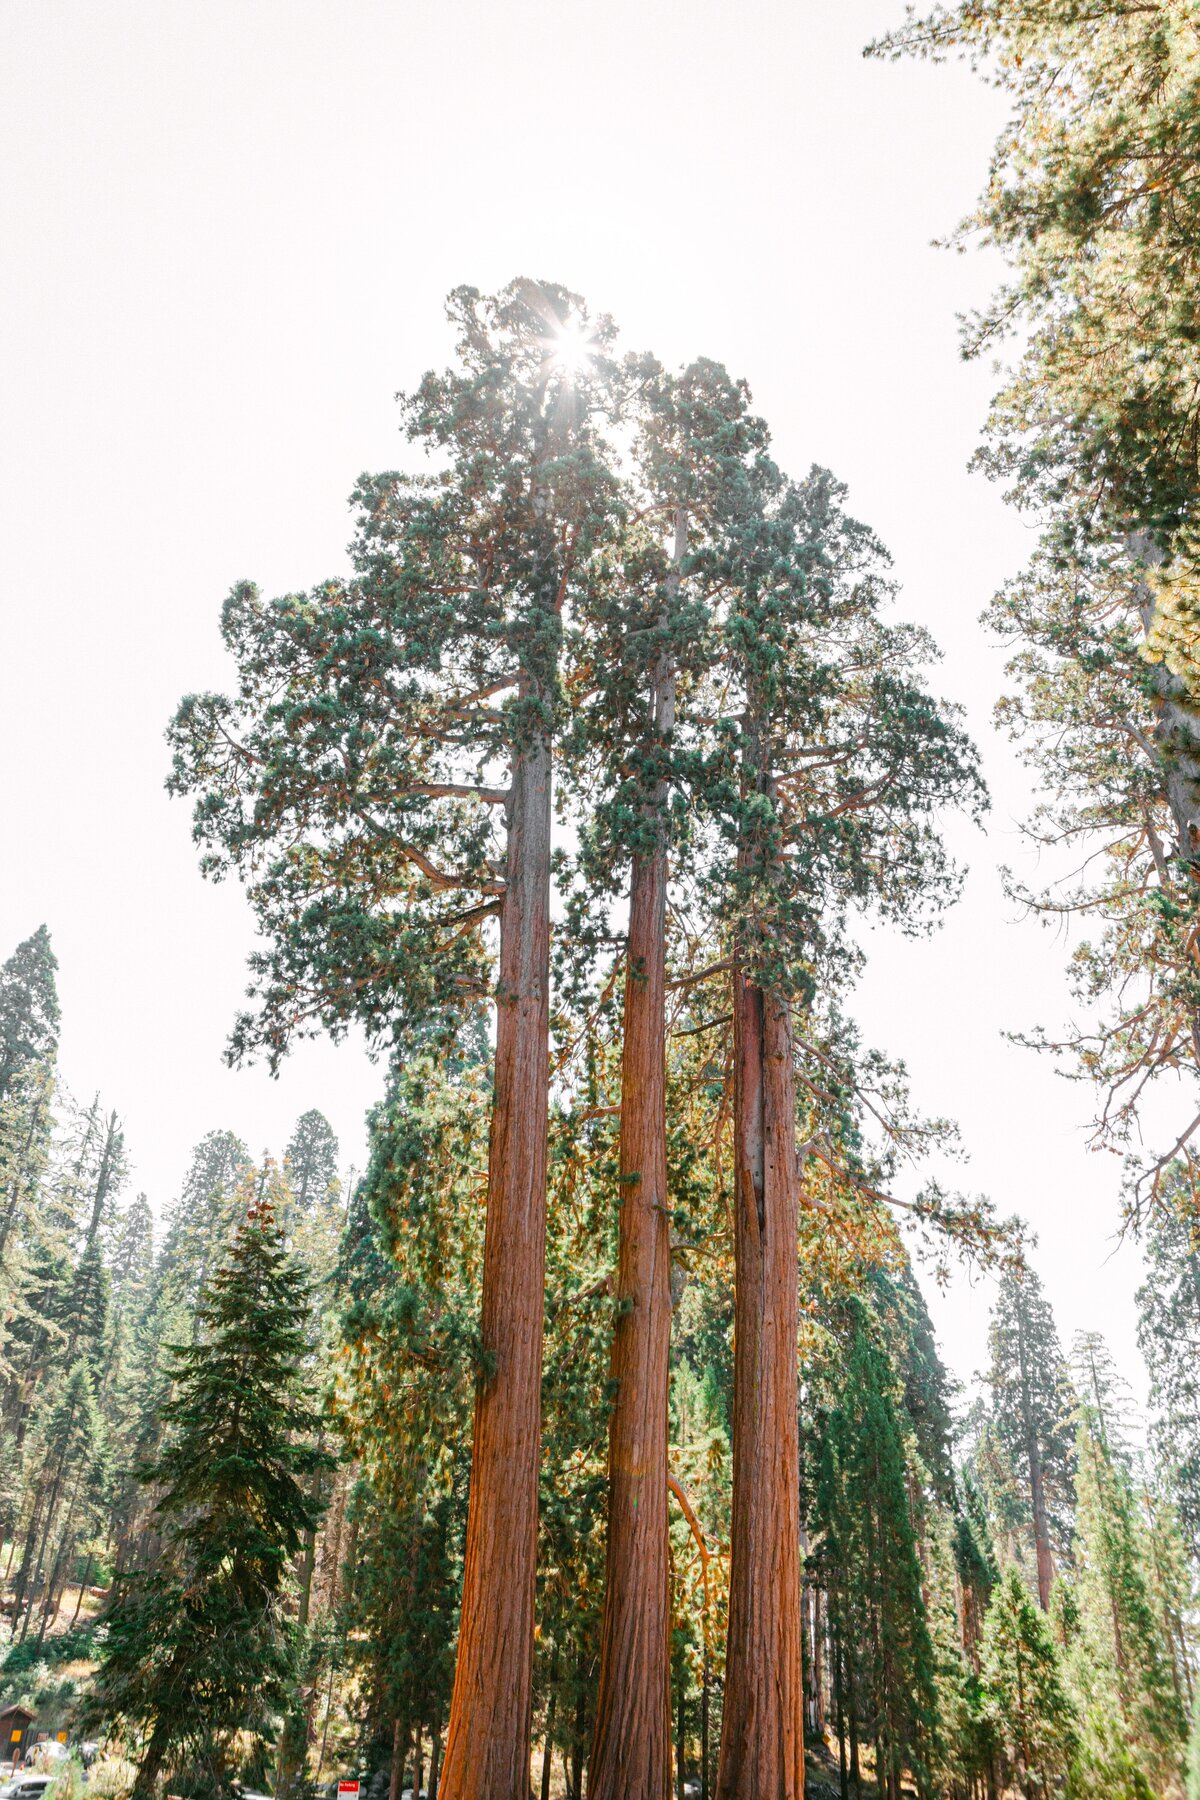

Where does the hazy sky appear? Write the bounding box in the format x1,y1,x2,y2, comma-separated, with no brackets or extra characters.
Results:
0,0,1164,1412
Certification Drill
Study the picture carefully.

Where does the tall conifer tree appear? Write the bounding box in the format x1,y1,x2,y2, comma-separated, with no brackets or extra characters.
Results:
986,1267,1076,1608
0,927,59,1103
89,1192,328,1799
979,1566,1077,1798
169,281,622,1798
710,464,982,1796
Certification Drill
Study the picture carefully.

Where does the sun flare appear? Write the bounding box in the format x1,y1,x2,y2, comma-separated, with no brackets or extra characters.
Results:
551,317,594,375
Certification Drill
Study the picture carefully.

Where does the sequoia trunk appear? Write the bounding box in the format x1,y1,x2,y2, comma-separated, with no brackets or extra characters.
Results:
587,841,673,1798
589,509,683,1800
716,972,805,1799
439,726,553,1800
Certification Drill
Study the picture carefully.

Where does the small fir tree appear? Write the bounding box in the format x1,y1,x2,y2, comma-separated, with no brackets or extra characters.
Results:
88,1188,330,1799
1072,1410,1186,1793
979,1566,1077,1798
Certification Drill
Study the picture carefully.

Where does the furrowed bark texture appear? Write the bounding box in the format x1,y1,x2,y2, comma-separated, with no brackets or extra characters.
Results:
587,843,673,1799
716,972,805,1800
439,729,552,1800
590,512,683,1800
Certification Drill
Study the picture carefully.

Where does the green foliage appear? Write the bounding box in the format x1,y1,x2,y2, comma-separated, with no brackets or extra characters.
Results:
819,1325,940,1799
984,1266,1076,1586
1137,1175,1200,1555
979,1566,1077,1797
1070,1412,1186,1793
871,0,1200,1211
167,280,623,1072
0,927,60,1103
88,1194,330,1796
1188,1679,1200,1800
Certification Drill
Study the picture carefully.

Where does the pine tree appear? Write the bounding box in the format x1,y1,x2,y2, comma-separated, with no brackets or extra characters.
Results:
1137,1179,1200,1557
985,1267,1075,1608
979,1566,1077,1798
11,1359,104,1637
331,1050,488,1792
1072,1409,1186,1793
88,1191,329,1799
157,1130,254,1311
1071,1329,1142,1464
282,1111,343,1289
870,3,1200,1215
0,930,60,1333
953,1468,998,1666
0,927,60,1104
818,1325,940,1800
284,1111,339,1221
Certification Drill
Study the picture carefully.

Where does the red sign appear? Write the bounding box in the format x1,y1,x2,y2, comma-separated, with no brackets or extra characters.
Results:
338,1784,360,1798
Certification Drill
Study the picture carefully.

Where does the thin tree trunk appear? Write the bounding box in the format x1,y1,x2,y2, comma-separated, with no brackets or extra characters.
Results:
388,1718,406,1800
813,1588,825,1734
539,1650,559,1800
1016,1316,1054,1610
715,973,804,1799
439,722,552,1800
297,1524,317,1629
571,1670,586,1800
833,1623,849,1800
70,1553,93,1627
589,504,683,1800
131,1714,172,1800
847,1650,861,1796
429,1723,442,1800
701,1642,710,1800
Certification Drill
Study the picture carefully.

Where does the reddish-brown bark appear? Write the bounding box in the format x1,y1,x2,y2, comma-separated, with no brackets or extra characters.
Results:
439,728,552,1800
716,970,805,1800
589,516,683,1800
588,840,674,1800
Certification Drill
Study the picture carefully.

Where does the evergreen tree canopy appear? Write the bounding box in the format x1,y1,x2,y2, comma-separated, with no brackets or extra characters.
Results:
167,279,622,1070
1072,1410,1186,1792
985,1265,1075,1606
1137,1175,1200,1555
0,926,59,1102
871,1,1200,1212
284,1110,339,1221
979,1566,1077,1799
89,1191,330,1799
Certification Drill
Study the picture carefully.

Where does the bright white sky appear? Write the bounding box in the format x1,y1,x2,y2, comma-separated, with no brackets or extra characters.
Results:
0,0,1167,1416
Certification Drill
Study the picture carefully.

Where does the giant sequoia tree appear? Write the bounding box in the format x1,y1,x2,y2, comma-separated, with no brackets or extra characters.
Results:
168,278,999,1796
572,358,765,1800
708,463,983,1796
169,280,621,1800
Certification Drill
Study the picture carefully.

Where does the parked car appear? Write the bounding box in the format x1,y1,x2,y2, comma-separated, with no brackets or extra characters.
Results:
0,1775,51,1800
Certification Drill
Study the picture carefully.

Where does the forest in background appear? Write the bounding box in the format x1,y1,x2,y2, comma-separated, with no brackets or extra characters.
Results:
2,921,1198,1800
6,2,1200,1798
